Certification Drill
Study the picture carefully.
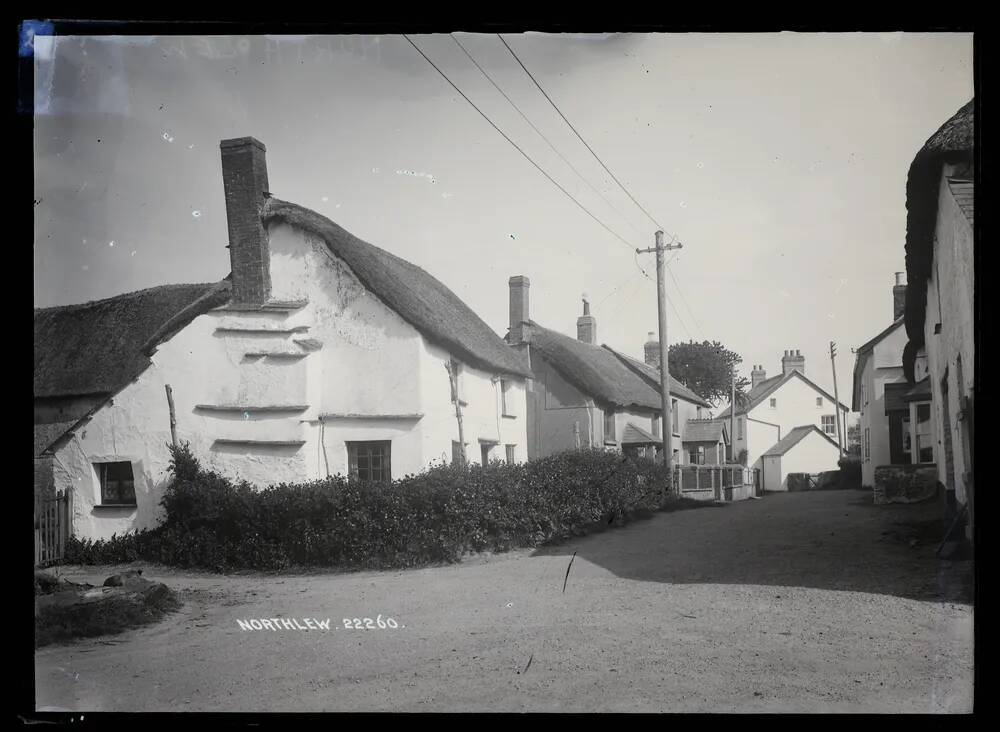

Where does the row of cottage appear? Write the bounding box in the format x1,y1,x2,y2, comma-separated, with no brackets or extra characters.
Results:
35,136,847,542
852,99,974,543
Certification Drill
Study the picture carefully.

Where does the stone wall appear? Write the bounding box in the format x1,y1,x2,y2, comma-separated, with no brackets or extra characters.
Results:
873,464,938,505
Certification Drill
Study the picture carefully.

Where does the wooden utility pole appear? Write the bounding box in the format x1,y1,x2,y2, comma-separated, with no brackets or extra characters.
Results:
829,342,844,456
730,374,736,464
636,231,684,478
445,361,467,465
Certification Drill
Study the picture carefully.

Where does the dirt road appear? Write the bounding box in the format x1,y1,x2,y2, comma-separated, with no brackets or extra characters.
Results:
35,489,973,712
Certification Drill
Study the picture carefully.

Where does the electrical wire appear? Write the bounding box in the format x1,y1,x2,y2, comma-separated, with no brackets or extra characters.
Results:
403,35,638,253
498,33,665,232
450,33,647,240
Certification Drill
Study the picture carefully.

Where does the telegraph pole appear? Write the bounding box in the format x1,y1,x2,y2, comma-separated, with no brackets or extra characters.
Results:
637,231,684,478
730,374,736,464
829,341,844,456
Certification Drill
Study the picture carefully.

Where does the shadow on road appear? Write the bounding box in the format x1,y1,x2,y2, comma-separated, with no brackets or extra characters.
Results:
531,489,973,604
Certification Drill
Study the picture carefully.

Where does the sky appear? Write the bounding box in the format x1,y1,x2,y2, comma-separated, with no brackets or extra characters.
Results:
32,31,974,407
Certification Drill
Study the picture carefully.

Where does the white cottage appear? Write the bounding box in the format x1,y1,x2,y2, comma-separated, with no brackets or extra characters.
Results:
760,425,842,492
34,137,531,541
718,349,851,472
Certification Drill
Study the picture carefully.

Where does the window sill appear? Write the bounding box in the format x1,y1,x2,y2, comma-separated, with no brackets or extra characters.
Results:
94,503,137,509
502,414,517,419
604,441,619,447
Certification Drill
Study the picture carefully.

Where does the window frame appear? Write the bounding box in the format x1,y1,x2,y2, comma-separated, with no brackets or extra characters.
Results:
769,397,777,408
816,397,823,407
500,379,514,417
96,461,137,507
346,440,392,482
821,414,836,435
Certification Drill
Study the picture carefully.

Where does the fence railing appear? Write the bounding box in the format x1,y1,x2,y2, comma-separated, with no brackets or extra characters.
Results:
673,464,760,500
35,489,70,567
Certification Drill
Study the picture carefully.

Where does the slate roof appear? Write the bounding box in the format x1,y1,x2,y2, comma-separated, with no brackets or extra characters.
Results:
761,424,839,458
621,422,658,445
682,419,728,443
717,370,849,419
947,177,974,228
851,318,905,410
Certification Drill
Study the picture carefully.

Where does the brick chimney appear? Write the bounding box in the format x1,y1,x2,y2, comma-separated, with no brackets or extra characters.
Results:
644,331,660,368
576,294,596,345
751,364,767,390
508,275,530,344
221,137,271,305
781,349,805,376
893,272,907,321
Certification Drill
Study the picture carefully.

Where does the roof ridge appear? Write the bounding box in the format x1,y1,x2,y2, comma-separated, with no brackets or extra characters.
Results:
34,281,224,314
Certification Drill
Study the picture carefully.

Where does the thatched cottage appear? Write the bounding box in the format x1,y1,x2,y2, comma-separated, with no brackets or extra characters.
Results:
34,137,531,541
900,98,974,541
505,281,714,462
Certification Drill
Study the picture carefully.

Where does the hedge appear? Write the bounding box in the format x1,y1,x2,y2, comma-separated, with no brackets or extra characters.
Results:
64,443,700,572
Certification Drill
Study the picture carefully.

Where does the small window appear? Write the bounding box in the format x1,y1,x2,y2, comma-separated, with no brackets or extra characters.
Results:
505,444,516,464
97,461,136,506
671,399,679,434
821,415,836,435
347,441,391,482
816,397,823,407
651,415,660,438
604,409,616,442
769,398,777,408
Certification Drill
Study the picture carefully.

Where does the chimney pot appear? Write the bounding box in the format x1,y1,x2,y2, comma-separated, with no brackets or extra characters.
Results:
221,136,272,304
892,273,907,321
895,272,905,286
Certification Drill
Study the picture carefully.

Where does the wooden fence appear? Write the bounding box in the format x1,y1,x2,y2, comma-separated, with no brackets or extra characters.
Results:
35,489,70,567
674,464,761,501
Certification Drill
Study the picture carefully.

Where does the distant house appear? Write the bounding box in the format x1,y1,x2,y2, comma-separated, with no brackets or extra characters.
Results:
504,281,712,462
760,425,841,492
852,273,933,492
718,349,850,472
34,137,531,542
900,99,974,540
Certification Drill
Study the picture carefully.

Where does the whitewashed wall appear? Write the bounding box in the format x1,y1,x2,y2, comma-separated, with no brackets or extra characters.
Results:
55,218,527,540
923,165,975,509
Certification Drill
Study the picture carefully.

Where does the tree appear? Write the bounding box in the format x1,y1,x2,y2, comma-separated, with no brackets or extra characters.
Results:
665,340,751,407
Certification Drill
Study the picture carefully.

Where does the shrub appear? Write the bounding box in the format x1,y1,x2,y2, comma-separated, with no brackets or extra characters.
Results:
60,443,692,572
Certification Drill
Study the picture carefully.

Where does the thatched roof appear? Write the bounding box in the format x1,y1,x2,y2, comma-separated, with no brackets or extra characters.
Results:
761,424,838,458
903,99,974,375
34,281,232,399
525,323,709,411
262,198,531,378
34,420,79,457
603,347,712,408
